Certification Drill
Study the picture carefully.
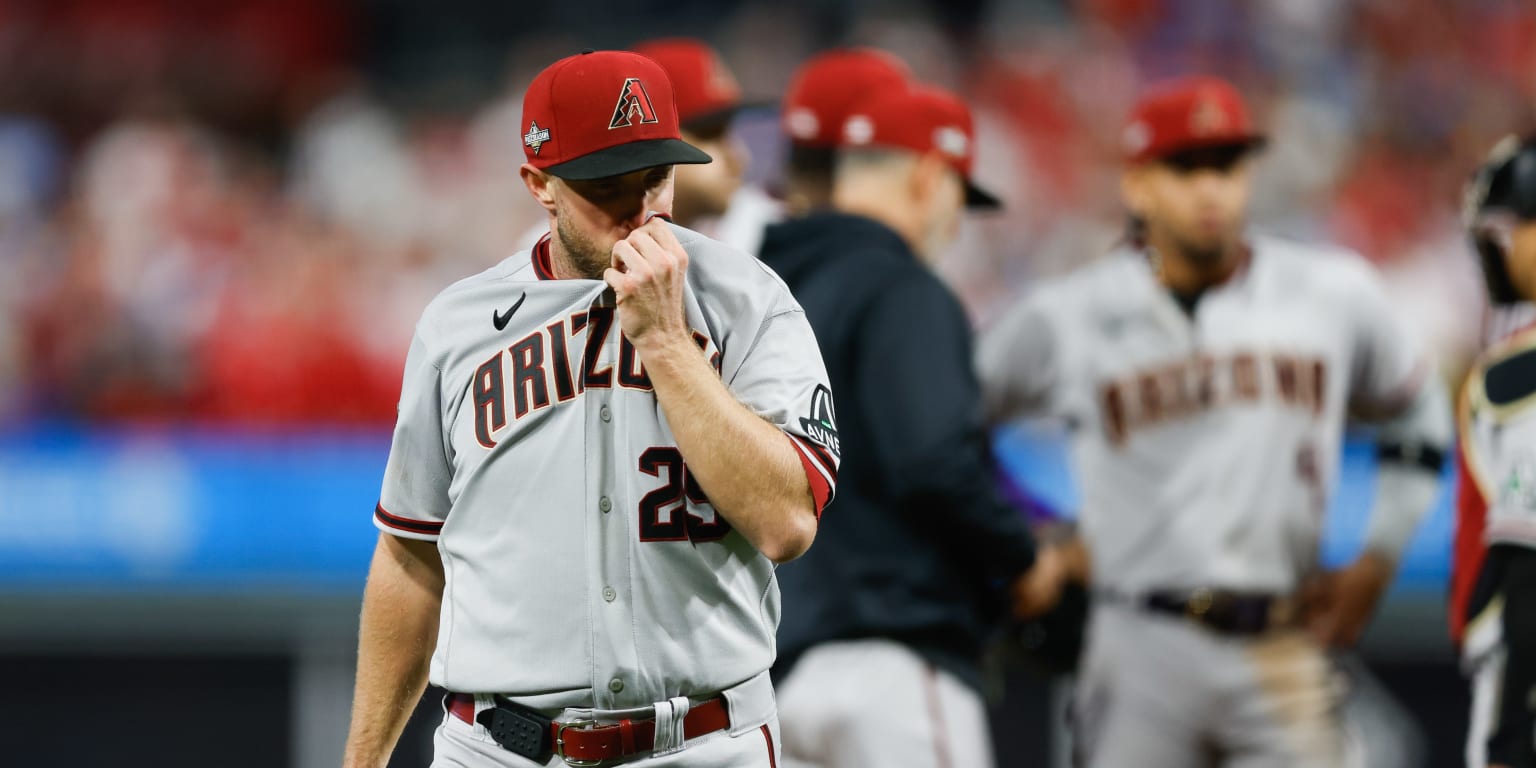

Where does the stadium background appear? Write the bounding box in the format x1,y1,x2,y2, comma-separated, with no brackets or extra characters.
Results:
0,0,1529,765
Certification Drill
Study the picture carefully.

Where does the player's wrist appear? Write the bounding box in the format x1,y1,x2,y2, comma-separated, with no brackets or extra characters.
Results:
630,326,703,363
1354,548,1397,579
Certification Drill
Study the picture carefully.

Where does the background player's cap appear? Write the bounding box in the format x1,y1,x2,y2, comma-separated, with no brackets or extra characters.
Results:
840,85,1001,209
521,49,712,180
782,48,911,148
1121,76,1267,163
630,38,763,132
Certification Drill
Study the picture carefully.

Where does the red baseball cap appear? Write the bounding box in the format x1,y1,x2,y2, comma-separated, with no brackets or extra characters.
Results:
521,49,712,180
782,48,911,148
840,85,1001,209
1121,76,1267,163
630,38,756,129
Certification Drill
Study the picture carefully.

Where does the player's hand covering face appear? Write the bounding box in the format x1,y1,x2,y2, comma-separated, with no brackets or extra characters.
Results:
554,166,675,279
607,216,691,346
1124,145,1253,265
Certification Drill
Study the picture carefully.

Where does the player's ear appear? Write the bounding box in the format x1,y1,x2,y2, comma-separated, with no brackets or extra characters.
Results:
910,150,946,208
520,164,559,215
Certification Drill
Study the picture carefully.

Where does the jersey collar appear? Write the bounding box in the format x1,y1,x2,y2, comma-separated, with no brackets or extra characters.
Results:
531,232,557,280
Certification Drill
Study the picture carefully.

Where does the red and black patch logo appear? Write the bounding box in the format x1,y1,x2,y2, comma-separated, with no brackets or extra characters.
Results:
609,78,660,129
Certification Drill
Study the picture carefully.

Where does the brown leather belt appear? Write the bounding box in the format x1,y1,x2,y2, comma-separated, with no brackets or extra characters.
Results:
447,692,730,764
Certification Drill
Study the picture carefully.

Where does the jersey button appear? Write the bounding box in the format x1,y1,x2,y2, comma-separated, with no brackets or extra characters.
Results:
602,586,616,602
599,496,612,513
599,405,612,423
609,678,624,693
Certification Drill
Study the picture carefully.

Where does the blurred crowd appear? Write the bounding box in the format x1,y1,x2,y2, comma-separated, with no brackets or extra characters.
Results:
0,0,1531,425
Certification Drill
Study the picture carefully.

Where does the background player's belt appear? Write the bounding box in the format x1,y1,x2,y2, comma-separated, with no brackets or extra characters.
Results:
447,691,730,765
1099,587,1296,636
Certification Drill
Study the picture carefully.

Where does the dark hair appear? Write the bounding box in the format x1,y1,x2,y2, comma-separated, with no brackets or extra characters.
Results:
779,144,838,215
786,144,836,180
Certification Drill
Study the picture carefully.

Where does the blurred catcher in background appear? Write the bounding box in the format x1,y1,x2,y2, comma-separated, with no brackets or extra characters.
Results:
1454,134,1536,768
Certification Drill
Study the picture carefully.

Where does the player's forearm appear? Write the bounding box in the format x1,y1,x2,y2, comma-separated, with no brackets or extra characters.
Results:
638,332,816,563
343,534,444,768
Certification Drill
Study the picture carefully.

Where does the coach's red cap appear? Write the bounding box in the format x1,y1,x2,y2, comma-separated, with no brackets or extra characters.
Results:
841,85,1001,209
631,38,755,129
782,48,911,148
1121,76,1266,163
521,49,711,180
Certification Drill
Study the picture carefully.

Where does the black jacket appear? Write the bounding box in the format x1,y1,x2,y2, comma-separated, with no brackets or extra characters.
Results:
761,212,1038,690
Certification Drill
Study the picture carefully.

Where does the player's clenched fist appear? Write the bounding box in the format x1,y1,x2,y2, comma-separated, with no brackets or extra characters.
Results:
607,217,691,348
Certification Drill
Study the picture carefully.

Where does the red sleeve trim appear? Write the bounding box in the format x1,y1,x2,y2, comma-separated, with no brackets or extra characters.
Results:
375,502,444,536
787,435,835,518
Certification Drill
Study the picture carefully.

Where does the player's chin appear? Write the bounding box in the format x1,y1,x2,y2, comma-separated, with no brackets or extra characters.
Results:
1181,230,1236,261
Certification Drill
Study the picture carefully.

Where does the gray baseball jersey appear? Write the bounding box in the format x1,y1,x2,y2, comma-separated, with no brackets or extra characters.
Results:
374,223,839,710
979,236,1426,594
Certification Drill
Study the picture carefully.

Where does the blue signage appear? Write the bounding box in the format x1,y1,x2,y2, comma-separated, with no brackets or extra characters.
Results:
0,423,1454,595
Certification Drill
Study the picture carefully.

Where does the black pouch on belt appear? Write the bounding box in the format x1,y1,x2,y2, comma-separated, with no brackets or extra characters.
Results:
476,697,553,760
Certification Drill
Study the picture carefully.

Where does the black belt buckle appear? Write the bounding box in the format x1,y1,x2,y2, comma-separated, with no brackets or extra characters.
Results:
476,697,553,760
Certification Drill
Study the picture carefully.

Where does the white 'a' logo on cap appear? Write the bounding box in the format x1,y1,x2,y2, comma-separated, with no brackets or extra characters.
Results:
1190,94,1229,137
610,78,660,129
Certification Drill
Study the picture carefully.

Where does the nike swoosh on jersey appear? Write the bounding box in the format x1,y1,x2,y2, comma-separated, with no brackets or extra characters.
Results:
493,293,527,331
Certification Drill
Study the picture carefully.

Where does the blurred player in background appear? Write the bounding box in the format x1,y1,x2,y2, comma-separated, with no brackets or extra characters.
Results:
1453,134,1536,768
978,76,1451,766
763,85,1067,768
631,38,780,255
775,48,910,217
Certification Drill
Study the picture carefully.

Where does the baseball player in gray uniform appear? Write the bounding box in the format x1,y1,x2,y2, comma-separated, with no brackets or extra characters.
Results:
978,76,1452,766
342,50,839,768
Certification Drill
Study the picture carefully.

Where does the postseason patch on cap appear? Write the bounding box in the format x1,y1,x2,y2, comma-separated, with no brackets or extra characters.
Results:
524,121,552,155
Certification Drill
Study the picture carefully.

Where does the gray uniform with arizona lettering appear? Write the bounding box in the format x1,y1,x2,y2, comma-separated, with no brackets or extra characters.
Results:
374,222,839,718
979,235,1428,766
981,236,1424,595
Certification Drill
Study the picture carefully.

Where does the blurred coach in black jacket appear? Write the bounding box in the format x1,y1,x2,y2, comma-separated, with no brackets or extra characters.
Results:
762,84,1067,768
